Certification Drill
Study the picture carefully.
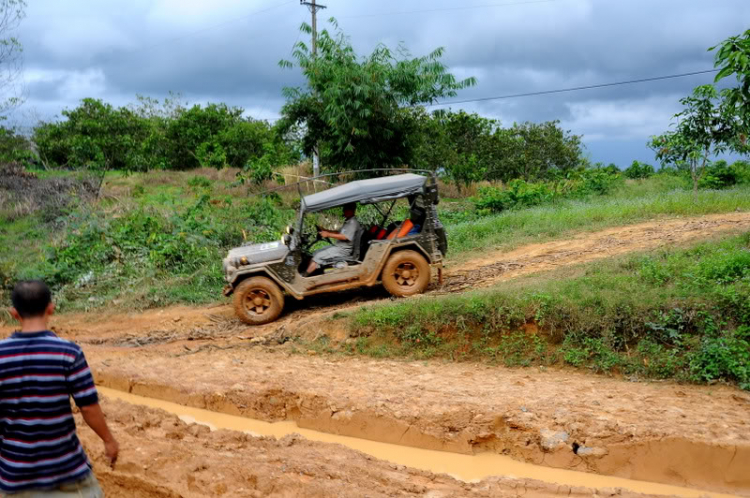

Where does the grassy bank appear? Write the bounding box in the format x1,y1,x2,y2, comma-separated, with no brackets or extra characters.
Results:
349,233,750,389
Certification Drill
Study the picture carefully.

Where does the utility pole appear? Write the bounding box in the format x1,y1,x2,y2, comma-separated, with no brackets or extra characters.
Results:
300,0,326,180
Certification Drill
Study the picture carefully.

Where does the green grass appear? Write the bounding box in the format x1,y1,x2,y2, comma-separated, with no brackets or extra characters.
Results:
448,183,750,260
350,233,750,389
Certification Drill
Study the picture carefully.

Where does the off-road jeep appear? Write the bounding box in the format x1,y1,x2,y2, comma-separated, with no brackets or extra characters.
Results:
222,172,447,324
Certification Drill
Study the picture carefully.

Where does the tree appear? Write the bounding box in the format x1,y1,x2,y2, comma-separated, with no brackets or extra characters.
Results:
711,28,750,151
0,0,25,117
649,85,732,199
278,20,476,172
495,121,582,181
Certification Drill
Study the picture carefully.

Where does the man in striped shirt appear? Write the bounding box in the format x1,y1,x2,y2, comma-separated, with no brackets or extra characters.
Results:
1,280,118,496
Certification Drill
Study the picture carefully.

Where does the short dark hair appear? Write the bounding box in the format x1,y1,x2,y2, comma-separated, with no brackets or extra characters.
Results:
343,203,356,211
11,280,52,318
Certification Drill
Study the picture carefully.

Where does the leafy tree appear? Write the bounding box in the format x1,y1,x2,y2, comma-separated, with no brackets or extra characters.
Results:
649,85,734,199
33,97,294,173
34,98,148,172
711,28,750,150
408,110,583,185
496,121,582,181
278,20,476,172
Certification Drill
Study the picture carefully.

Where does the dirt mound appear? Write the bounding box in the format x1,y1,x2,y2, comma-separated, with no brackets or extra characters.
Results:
0,163,99,221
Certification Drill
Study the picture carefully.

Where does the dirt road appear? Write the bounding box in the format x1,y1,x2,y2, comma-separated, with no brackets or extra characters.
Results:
38,211,750,348
3,213,750,497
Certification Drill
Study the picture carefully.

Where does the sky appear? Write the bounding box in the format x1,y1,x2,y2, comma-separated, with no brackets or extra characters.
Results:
9,0,750,166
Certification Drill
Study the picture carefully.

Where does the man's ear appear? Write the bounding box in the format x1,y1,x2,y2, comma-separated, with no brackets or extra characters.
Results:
9,308,21,322
46,302,55,317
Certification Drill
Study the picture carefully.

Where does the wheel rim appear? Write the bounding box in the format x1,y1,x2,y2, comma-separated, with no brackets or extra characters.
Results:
244,288,272,316
394,261,419,288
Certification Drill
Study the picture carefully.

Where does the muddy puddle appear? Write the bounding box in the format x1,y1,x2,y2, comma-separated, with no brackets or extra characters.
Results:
98,387,739,498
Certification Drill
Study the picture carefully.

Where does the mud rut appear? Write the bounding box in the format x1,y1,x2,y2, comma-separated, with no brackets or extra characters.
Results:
7,213,750,497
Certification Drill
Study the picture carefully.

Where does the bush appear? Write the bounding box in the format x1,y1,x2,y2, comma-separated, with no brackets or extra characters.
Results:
699,160,738,189
688,327,750,388
624,161,655,179
34,98,299,172
473,169,619,213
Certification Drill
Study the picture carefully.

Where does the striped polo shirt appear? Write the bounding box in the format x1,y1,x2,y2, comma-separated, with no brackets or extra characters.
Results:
0,330,98,493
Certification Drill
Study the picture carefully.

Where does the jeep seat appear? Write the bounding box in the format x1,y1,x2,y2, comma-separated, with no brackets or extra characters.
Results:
344,226,365,264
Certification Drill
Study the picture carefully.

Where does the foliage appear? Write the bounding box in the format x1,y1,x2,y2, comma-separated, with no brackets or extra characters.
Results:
34,99,149,172
408,110,583,186
0,125,32,164
278,19,476,172
711,28,750,150
649,85,735,197
473,168,619,213
33,97,299,172
448,182,750,258
624,161,655,179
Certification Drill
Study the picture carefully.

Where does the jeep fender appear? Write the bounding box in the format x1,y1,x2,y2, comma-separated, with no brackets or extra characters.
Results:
224,267,302,300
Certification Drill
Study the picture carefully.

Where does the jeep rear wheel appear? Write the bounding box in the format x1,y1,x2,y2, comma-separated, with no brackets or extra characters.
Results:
382,250,430,297
233,276,284,325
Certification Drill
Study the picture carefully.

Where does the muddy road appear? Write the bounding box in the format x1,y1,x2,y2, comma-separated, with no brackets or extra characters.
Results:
80,398,682,498
41,211,750,348
4,213,750,497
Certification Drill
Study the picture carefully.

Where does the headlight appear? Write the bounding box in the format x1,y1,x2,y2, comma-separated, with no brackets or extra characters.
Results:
240,256,249,266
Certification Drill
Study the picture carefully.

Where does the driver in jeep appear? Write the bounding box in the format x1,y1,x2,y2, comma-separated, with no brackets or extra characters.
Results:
304,202,361,277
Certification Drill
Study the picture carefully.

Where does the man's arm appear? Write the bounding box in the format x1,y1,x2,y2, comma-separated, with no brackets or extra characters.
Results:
80,403,119,467
319,230,349,241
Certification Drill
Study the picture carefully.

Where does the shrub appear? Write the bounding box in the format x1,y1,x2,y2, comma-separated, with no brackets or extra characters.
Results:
699,160,738,189
624,161,655,179
473,169,619,213
688,327,750,387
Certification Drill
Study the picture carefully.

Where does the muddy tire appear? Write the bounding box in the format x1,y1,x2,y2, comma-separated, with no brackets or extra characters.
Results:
233,276,284,325
381,250,430,297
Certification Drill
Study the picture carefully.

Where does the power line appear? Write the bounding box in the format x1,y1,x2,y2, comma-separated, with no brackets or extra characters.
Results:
425,69,721,107
340,0,560,19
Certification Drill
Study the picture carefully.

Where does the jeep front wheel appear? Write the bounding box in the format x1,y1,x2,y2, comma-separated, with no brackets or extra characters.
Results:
233,276,285,325
382,250,430,297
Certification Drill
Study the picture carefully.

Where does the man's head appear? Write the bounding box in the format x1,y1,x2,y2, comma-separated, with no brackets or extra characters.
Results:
10,280,54,322
343,203,357,219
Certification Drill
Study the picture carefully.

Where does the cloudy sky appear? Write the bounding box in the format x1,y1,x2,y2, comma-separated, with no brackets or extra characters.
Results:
11,0,750,165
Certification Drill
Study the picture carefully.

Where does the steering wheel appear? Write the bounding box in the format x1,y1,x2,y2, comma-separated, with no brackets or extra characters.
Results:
302,225,332,252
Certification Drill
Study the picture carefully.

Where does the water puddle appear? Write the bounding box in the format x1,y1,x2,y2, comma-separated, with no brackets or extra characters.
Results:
98,387,739,498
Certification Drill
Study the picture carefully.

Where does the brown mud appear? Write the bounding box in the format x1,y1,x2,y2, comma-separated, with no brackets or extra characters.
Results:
88,350,750,496
79,398,671,498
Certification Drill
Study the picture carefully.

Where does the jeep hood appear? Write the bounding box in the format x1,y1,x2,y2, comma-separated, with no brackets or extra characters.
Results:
223,241,289,274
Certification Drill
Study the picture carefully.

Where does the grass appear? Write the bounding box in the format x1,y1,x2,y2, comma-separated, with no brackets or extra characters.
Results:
448,181,750,260
349,232,750,389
